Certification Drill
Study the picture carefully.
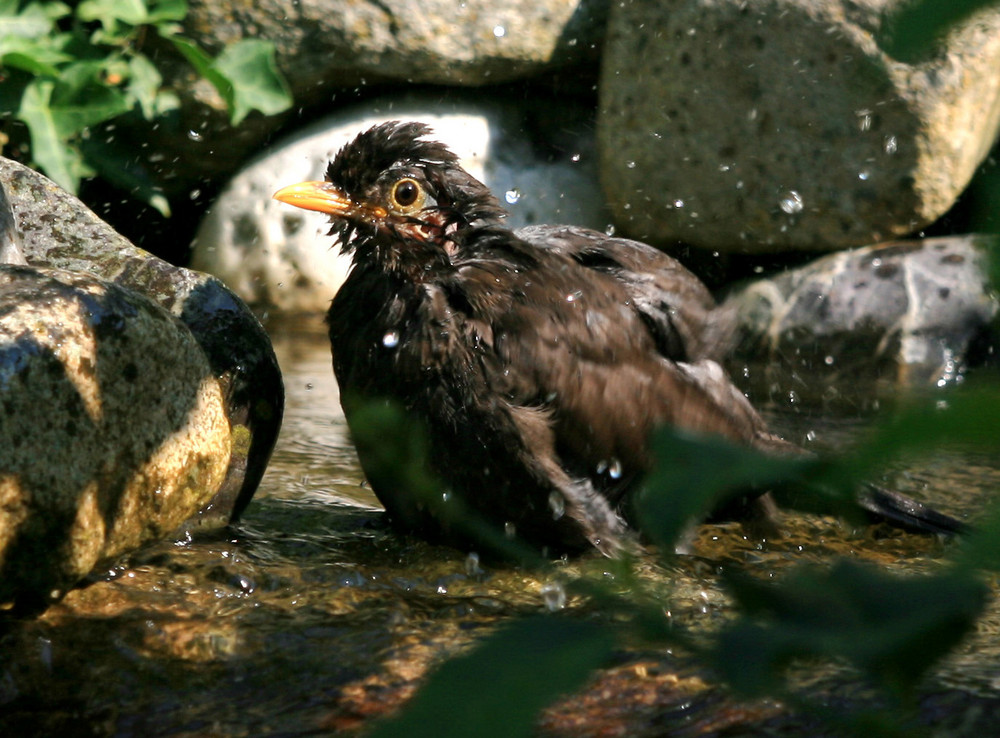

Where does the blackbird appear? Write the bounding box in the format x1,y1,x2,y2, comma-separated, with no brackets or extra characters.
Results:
274,121,963,556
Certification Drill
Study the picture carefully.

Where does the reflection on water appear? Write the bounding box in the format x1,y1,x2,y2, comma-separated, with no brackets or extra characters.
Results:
2,318,1000,735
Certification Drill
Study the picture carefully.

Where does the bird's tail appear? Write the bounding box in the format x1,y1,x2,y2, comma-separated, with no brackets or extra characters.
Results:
855,483,969,536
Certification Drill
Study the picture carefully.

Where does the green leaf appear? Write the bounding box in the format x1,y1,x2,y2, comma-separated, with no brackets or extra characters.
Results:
18,77,92,191
634,427,821,552
126,53,162,118
878,0,1000,62
368,617,615,738
2,48,62,77
714,560,987,700
168,34,233,102
212,39,291,124
0,0,56,39
76,0,151,28
49,61,131,136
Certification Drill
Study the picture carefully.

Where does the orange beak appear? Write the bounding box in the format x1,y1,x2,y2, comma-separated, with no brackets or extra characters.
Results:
272,181,353,215
272,181,388,219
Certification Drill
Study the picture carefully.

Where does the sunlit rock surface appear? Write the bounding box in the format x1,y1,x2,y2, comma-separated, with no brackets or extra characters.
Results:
0,266,231,612
720,235,999,400
183,0,605,88
0,158,283,524
192,95,608,312
599,0,1000,253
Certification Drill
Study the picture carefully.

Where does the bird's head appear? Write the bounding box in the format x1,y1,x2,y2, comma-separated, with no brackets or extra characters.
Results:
273,121,505,271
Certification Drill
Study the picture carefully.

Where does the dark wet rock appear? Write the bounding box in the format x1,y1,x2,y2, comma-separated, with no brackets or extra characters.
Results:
721,235,999,401
0,266,231,611
598,0,1000,253
0,157,283,526
0,183,26,266
192,95,607,312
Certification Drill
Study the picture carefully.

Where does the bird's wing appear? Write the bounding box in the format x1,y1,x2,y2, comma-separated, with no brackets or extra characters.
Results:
514,224,722,361
451,234,786,493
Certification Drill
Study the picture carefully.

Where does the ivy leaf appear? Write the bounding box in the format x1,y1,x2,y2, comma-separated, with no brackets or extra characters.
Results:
0,0,58,39
170,36,291,125
126,53,163,119
76,0,153,29
18,78,93,191
213,39,291,124
49,61,131,136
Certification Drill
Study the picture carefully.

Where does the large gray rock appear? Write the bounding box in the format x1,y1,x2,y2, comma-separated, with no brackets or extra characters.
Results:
192,96,609,312
0,158,283,524
102,0,607,203
598,0,1000,253
721,235,999,403
183,0,606,89
0,266,231,611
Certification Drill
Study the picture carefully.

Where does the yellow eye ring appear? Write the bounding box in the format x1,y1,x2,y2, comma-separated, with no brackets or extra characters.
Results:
390,178,426,213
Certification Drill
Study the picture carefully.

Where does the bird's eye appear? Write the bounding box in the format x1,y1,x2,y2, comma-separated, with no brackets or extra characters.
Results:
390,178,425,211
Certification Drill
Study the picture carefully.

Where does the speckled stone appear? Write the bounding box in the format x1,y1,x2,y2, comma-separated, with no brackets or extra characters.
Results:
721,235,999,400
0,266,231,611
599,0,1000,253
0,157,283,523
192,95,609,312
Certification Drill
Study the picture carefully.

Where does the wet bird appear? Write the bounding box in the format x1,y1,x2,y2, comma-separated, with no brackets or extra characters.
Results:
274,121,963,556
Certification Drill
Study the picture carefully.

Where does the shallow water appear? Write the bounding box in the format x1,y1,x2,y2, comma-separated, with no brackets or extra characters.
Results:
3,318,1000,736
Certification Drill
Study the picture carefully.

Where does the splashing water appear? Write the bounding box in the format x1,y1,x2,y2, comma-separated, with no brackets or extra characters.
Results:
779,190,804,215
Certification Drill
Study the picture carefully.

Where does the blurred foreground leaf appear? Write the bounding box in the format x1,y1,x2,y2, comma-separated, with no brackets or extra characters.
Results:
879,0,1000,62
368,616,615,738
714,560,988,700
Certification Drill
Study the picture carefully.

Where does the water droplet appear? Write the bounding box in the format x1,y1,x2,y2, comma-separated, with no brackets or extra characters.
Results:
673,198,685,208
565,290,583,302
570,153,581,163
382,330,399,348
824,355,835,365
548,492,566,520
189,188,201,200
604,224,616,236
626,160,636,169
465,552,483,576
788,390,799,404
805,430,817,442
493,24,506,37
541,581,567,611
608,458,623,479
779,190,803,214
504,521,516,539
187,129,204,142
883,135,898,155
504,188,521,204
856,109,872,131
858,169,870,181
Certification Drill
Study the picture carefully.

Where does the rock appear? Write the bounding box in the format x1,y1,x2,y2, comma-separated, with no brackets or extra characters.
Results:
0,158,283,524
0,266,231,612
192,95,609,312
721,235,999,403
598,0,1000,253
183,0,605,89
96,0,606,207
0,182,26,266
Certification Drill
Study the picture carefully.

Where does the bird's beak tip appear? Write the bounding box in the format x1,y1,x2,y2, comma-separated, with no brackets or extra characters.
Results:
272,181,351,216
